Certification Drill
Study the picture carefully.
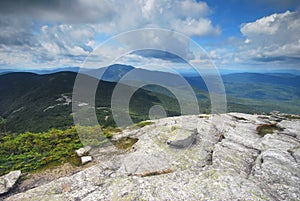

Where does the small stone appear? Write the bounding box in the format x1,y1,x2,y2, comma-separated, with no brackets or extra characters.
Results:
75,146,92,157
0,170,21,195
75,148,86,157
81,156,92,165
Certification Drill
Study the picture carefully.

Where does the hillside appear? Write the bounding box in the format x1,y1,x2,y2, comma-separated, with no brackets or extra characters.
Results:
0,71,183,133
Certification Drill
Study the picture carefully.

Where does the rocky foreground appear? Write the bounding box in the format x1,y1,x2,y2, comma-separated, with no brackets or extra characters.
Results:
4,113,300,200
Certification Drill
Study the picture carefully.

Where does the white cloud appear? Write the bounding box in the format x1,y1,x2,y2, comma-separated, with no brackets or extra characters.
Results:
240,10,300,60
174,0,210,18
42,42,61,57
91,0,219,37
0,0,221,68
241,12,284,35
210,10,300,70
118,29,194,60
244,38,251,44
0,22,94,68
171,18,221,36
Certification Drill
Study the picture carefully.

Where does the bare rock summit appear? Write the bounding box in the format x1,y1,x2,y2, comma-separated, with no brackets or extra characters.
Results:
5,113,300,201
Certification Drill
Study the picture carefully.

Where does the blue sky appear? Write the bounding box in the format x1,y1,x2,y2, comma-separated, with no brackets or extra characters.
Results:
0,0,299,73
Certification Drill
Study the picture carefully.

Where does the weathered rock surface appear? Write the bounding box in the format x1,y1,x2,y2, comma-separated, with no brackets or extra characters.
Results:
5,113,300,201
0,170,21,195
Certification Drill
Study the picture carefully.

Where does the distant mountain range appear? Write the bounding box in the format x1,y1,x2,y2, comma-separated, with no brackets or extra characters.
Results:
185,72,300,114
0,67,81,75
95,64,300,108
2,66,300,76
0,64,299,133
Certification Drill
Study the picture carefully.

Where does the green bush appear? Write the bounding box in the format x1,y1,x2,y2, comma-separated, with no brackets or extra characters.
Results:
0,127,84,175
0,125,123,176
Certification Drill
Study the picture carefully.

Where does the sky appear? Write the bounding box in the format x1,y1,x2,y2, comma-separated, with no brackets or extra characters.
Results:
0,0,299,73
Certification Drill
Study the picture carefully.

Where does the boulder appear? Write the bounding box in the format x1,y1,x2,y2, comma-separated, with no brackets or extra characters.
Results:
166,128,197,148
0,170,21,195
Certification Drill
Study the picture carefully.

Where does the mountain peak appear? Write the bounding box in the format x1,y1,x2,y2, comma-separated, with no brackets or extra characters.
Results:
107,63,135,71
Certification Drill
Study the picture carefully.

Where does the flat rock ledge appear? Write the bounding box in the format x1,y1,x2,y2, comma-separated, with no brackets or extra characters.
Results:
4,113,300,201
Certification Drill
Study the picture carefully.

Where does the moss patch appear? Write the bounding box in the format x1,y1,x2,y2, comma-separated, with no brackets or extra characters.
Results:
171,125,179,131
130,121,153,129
111,137,138,150
284,114,300,120
198,115,209,119
256,124,284,137
103,127,122,138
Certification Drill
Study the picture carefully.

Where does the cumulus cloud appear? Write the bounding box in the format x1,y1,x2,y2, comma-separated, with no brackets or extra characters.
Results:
0,0,115,24
210,10,300,71
91,0,219,36
0,0,219,35
0,16,36,46
0,0,221,68
171,18,221,36
240,10,300,62
193,8,300,71
0,21,94,68
81,28,199,70
117,29,195,60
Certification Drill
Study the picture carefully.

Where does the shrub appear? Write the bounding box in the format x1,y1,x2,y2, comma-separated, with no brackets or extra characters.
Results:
0,127,83,176
0,125,124,176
